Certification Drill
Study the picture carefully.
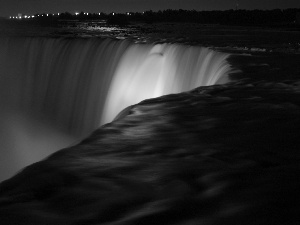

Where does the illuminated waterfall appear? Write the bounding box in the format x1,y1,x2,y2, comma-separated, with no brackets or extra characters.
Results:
0,37,232,134
0,37,233,181
102,43,231,123
0,38,131,136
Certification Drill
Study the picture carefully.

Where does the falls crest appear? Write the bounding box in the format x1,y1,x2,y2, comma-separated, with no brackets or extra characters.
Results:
103,43,232,123
0,37,233,136
0,37,234,181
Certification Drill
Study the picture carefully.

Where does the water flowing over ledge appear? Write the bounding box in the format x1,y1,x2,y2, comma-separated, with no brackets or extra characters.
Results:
0,37,234,135
0,37,235,181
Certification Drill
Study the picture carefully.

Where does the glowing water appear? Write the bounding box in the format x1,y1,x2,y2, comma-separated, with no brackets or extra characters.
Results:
103,44,231,123
0,37,233,181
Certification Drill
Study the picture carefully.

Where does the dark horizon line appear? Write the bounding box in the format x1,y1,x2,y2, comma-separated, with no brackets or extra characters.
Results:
3,7,300,18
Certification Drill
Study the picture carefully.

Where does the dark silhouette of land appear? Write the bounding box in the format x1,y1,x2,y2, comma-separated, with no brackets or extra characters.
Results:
2,9,300,27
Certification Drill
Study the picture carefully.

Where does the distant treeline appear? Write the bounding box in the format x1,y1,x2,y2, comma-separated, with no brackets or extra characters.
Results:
140,9,300,25
6,9,300,26
60,9,300,26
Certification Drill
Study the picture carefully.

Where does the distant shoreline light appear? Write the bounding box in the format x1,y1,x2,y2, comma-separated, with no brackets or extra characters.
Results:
8,11,140,19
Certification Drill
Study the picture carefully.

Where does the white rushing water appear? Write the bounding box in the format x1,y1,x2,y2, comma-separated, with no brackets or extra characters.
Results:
0,37,233,181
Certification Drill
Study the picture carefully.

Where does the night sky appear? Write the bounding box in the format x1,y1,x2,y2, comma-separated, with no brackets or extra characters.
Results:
0,0,300,17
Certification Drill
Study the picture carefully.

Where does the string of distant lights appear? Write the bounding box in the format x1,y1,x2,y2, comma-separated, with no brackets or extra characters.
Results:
8,11,139,19
9,13,58,19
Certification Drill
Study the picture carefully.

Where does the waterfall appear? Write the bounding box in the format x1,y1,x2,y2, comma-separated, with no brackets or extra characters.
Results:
0,37,232,134
102,43,231,123
0,37,233,181
0,37,131,136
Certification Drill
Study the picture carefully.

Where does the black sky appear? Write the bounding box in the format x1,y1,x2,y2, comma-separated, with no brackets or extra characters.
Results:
0,0,300,17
